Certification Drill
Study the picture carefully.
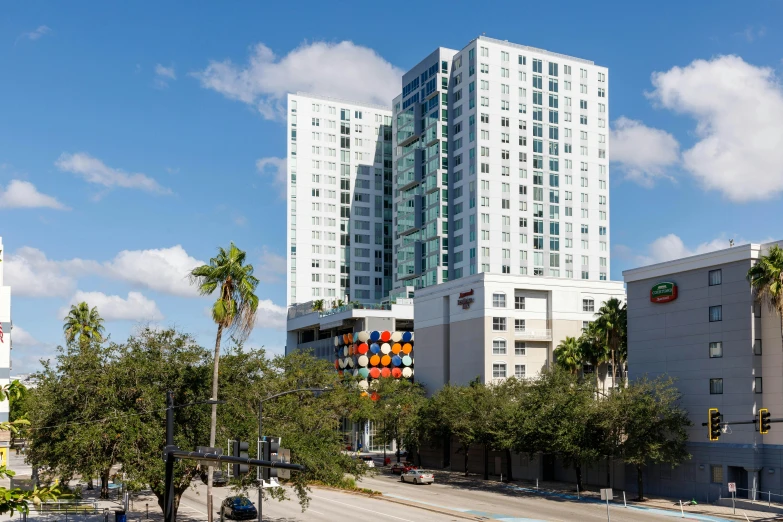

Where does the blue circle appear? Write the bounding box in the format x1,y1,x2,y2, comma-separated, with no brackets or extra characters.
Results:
391,355,402,367
370,343,381,354
370,331,381,342
402,331,412,342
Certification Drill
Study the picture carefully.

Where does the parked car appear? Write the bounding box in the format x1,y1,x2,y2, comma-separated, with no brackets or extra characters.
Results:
390,461,417,475
221,496,257,520
359,455,376,468
401,469,434,485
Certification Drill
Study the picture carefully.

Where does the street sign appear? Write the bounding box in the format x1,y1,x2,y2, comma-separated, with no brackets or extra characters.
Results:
196,446,223,466
600,488,613,500
728,482,736,493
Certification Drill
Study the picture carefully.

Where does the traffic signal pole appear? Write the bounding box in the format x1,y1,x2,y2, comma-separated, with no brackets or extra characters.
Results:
258,400,263,522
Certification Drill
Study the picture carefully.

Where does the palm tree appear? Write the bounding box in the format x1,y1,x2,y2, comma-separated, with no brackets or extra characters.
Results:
312,299,325,312
554,336,581,375
594,298,627,389
333,299,345,308
189,242,259,517
63,302,105,346
579,321,608,391
748,244,783,342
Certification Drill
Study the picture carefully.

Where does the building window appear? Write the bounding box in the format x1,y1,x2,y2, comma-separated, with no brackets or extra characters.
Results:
493,363,507,379
709,342,723,358
493,317,507,331
709,269,722,286
515,365,526,379
515,341,526,355
515,296,526,310
515,319,526,332
754,302,762,318
709,305,722,322
754,339,762,355
756,377,763,394
711,465,723,484
710,378,723,395
582,299,595,312
493,293,507,307
493,339,507,355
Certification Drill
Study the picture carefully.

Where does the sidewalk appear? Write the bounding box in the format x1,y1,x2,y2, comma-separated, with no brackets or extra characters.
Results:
402,466,783,522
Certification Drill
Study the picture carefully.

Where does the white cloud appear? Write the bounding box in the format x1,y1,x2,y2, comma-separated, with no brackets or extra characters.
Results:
617,233,773,267
736,25,766,42
55,152,171,195
62,291,163,322
154,64,177,88
255,157,287,197
4,247,97,297
103,245,204,297
610,117,680,187
5,245,202,298
647,55,783,202
0,180,69,210
16,25,50,45
254,299,286,330
257,246,286,283
10,325,39,346
193,41,401,120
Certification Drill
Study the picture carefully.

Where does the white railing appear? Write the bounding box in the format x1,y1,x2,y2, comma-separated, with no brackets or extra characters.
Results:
513,329,552,340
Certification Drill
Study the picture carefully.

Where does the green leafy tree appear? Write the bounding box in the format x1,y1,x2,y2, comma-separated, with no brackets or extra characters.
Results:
311,300,325,312
748,244,783,340
0,381,60,515
512,369,602,491
594,298,627,387
554,336,581,375
62,302,105,346
189,242,260,513
26,341,121,498
600,376,691,500
579,321,608,392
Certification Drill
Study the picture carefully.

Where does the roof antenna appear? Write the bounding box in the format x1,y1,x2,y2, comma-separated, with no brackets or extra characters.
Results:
729,239,735,247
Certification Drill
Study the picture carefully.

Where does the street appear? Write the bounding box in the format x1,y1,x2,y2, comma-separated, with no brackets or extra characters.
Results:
179,469,690,522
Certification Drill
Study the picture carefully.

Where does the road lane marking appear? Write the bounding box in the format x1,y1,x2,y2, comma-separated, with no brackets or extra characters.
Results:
310,493,414,521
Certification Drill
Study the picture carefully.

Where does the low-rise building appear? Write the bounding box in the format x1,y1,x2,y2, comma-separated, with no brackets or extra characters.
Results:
413,272,625,393
624,241,783,501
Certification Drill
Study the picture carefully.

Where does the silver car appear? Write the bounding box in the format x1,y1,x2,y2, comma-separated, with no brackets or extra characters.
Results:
400,469,434,484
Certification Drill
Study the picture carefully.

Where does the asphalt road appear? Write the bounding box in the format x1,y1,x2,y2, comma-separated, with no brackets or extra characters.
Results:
179,470,690,522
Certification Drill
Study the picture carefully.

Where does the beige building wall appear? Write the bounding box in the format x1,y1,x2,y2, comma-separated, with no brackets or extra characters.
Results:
415,272,625,393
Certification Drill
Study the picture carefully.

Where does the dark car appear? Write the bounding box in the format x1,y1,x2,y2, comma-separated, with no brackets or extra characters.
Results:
221,496,257,520
390,461,418,475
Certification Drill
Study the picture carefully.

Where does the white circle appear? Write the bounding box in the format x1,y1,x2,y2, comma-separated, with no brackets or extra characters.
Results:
391,331,403,343
358,380,369,390
402,367,413,378
357,331,370,342
358,355,369,367
381,343,391,354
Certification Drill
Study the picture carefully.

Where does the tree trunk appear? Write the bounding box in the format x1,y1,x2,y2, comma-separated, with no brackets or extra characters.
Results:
606,456,611,488
464,445,469,476
483,444,489,481
207,323,224,522
100,469,110,499
636,465,644,501
575,464,583,492
505,449,513,482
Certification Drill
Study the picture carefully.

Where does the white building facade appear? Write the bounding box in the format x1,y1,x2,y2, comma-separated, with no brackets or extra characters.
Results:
414,272,624,392
0,238,11,427
393,36,610,293
286,94,393,306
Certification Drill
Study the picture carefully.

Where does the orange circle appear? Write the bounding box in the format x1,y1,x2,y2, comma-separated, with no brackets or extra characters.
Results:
402,343,413,354
391,343,402,354
347,333,353,344
380,331,391,342
392,368,403,378
334,359,339,369
370,392,380,401
369,354,381,366
343,334,350,344
369,368,381,379
357,343,369,354
381,355,391,366
381,368,391,378
360,391,369,398
348,345,354,356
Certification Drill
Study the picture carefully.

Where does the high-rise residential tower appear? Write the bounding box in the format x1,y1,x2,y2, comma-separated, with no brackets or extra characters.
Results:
0,238,11,431
286,94,394,306
392,36,610,292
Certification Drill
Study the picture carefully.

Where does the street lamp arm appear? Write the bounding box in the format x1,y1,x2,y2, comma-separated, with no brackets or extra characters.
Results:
261,387,331,403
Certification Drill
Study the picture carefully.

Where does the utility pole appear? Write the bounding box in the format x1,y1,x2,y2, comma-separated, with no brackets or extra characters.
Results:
164,391,175,522
257,400,263,522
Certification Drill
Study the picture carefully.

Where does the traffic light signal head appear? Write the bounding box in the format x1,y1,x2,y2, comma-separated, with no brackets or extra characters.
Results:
709,408,722,441
261,437,282,482
232,440,250,477
760,408,771,434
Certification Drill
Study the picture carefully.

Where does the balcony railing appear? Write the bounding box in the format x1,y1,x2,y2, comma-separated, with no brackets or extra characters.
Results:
513,329,552,340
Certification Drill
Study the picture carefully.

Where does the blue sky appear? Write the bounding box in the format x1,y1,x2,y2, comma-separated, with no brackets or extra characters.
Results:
2,1,783,374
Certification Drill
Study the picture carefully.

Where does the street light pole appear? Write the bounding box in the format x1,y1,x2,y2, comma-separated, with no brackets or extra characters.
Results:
257,388,330,522
164,391,175,522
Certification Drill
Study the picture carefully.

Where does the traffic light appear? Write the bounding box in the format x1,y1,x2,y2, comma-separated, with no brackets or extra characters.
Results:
232,440,249,477
261,437,281,482
709,408,722,441
759,408,771,434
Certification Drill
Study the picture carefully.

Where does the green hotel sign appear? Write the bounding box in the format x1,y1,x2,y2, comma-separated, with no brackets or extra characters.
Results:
650,282,678,303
